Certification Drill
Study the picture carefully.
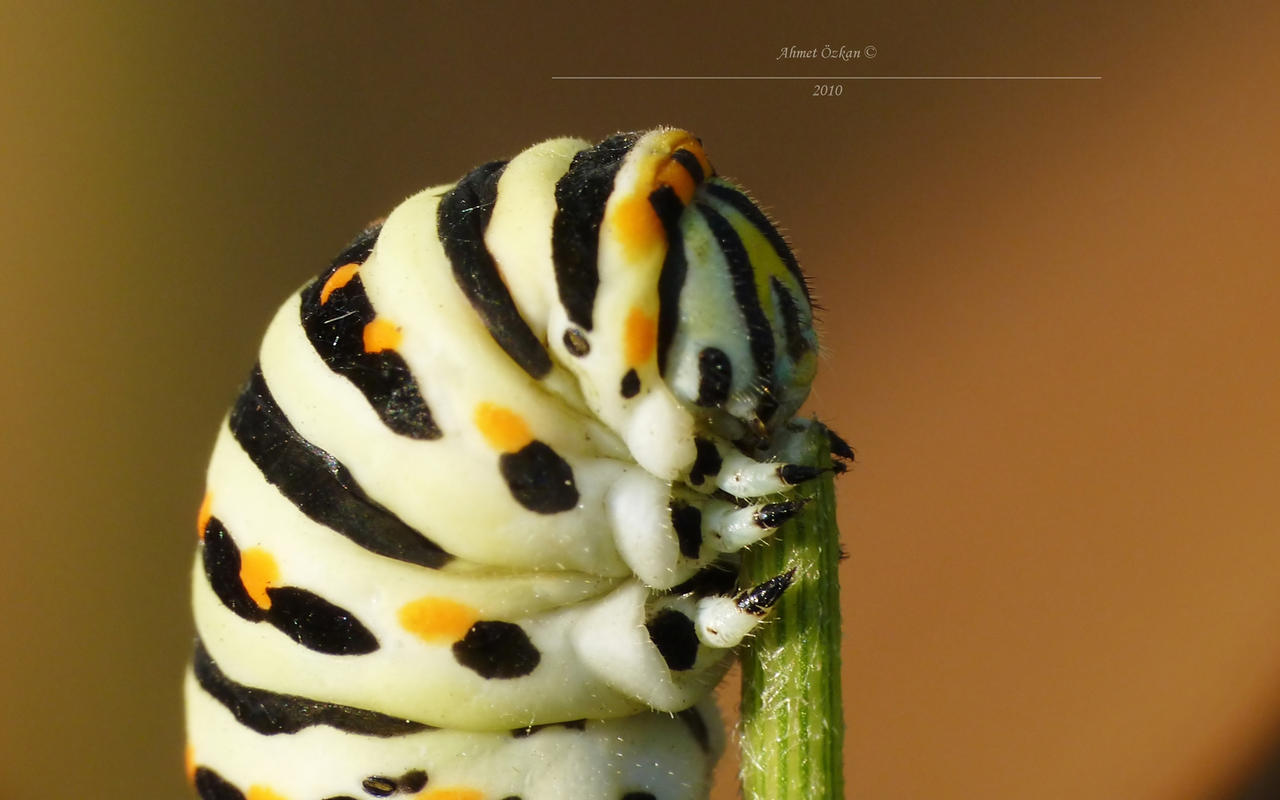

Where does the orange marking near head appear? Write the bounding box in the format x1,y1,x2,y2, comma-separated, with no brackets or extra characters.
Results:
196,493,213,540
246,787,290,800
399,596,481,644
423,790,484,800
184,744,195,784
474,402,533,452
624,307,657,367
362,317,403,353
656,155,698,205
239,548,279,610
320,262,360,304
611,191,664,253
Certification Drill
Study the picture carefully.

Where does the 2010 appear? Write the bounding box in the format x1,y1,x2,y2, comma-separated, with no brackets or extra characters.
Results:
812,84,844,97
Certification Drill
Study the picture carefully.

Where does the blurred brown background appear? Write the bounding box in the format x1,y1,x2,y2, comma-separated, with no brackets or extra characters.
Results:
2,2,1278,798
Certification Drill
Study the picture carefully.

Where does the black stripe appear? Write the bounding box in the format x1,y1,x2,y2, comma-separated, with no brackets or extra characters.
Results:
651,184,688,377
511,719,586,737
229,366,452,569
694,203,776,399
439,160,553,379
670,147,706,184
300,235,441,440
703,181,810,303
201,516,380,655
194,767,245,800
771,275,811,362
201,517,264,622
332,222,382,268
193,640,432,737
263,586,379,656
676,706,712,753
551,132,640,330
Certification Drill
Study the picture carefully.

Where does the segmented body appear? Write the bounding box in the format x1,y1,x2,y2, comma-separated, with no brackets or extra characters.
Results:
187,129,835,800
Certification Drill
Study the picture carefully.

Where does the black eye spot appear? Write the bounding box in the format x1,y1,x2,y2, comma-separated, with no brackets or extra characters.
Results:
563,328,590,356
620,369,641,398
399,770,428,793
696,347,732,407
361,776,397,797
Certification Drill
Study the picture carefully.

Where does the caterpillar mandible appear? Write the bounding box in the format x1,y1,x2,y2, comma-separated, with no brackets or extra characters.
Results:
186,128,844,800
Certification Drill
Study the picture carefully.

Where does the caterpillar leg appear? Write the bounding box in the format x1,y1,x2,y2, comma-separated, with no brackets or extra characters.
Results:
600,417,829,590
605,470,807,589
570,571,791,712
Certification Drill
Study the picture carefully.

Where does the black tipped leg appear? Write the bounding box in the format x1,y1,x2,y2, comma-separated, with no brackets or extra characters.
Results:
827,428,855,462
736,568,797,615
778,463,823,486
754,498,810,529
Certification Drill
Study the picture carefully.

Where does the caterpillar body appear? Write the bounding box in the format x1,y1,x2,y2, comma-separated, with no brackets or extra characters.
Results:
187,128,841,800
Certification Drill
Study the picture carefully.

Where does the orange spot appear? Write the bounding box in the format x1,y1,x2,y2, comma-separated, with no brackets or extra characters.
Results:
423,790,484,800
623,307,657,367
246,787,289,800
363,317,402,353
656,154,698,204
320,262,360,304
239,548,279,610
611,191,664,252
183,745,195,784
196,493,213,540
474,403,533,452
399,596,480,643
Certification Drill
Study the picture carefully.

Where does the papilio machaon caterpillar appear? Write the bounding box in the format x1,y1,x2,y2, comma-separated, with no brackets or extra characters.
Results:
186,128,847,800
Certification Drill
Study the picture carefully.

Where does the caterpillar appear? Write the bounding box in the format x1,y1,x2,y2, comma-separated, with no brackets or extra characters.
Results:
186,128,844,800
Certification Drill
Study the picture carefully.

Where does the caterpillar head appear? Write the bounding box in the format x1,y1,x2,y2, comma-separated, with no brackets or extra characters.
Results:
541,129,818,475
657,176,818,447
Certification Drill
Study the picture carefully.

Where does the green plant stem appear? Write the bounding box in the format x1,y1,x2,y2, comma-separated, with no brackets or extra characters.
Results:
740,420,845,800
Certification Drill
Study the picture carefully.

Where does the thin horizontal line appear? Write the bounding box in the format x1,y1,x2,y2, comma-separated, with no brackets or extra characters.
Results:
552,75,1102,81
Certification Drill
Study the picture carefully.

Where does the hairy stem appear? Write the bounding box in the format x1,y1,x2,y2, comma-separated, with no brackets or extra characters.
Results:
739,419,845,800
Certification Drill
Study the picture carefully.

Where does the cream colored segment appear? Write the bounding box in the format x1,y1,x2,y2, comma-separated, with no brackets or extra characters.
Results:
663,207,756,407
484,137,588,354
570,582,733,712
204,425,620,616
186,670,718,800
486,137,606,422
362,186,621,460
570,130,698,479
257,293,631,576
606,469,684,589
194,566,664,729
622,389,697,481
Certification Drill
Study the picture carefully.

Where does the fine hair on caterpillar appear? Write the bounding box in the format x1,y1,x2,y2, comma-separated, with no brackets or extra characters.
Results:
186,128,847,800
